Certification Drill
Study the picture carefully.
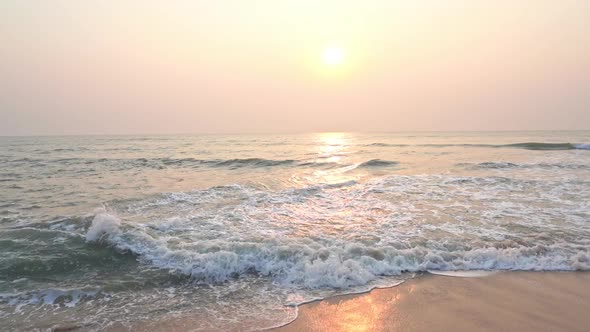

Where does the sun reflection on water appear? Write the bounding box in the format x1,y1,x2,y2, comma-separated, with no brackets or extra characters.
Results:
311,133,360,184
315,132,350,162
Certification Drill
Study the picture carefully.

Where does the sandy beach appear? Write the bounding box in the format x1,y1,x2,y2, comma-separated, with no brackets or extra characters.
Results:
275,272,590,332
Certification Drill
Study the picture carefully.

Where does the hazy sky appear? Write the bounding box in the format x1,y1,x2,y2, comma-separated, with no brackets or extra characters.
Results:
1,1,589,135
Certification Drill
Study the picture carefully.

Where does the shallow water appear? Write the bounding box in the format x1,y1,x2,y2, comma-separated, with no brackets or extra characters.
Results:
1,132,589,331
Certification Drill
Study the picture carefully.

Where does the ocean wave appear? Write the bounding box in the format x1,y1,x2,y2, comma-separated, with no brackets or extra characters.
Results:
459,162,590,170
0,225,136,279
1,156,404,174
358,159,399,168
365,143,409,147
213,158,296,168
148,157,349,170
502,142,579,150
1,156,349,171
364,142,589,151
84,174,590,289
86,211,590,288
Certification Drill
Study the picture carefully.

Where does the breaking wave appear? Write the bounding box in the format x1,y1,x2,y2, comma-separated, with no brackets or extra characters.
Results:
82,175,590,289
87,213,590,288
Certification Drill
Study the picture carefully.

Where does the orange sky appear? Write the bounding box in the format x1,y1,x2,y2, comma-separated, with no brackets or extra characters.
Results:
1,1,589,135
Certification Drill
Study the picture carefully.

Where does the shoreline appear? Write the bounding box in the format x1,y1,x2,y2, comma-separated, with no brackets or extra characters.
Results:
272,271,590,332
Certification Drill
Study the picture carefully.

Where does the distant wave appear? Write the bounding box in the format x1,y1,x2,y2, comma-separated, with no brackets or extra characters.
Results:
365,142,590,151
459,162,590,170
154,157,347,170
471,162,519,169
203,158,297,168
2,156,404,171
358,159,399,168
365,143,410,147
573,143,590,150
2,157,325,170
502,142,579,150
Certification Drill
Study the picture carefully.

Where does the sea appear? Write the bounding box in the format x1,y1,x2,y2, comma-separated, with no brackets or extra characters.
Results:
1,132,589,331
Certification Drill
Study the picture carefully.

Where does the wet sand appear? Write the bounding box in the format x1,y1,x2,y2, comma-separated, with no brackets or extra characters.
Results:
274,272,590,332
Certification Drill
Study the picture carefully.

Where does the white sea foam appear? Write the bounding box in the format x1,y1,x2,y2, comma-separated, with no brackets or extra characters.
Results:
427,270,498,277
85,210,121,242
0,287,102,311
85,174,590,290
87,218,590,289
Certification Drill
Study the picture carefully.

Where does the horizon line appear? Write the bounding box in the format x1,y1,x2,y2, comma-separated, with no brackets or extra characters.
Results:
1,129,589,138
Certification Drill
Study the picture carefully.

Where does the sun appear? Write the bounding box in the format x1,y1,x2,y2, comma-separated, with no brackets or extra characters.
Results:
322,46,345,66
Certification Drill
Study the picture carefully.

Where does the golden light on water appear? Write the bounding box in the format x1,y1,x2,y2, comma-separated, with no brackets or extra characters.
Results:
316,132,348,160
308,133,360,184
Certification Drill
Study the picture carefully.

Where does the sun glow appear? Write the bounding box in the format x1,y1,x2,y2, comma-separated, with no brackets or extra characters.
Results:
322,46,345,66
